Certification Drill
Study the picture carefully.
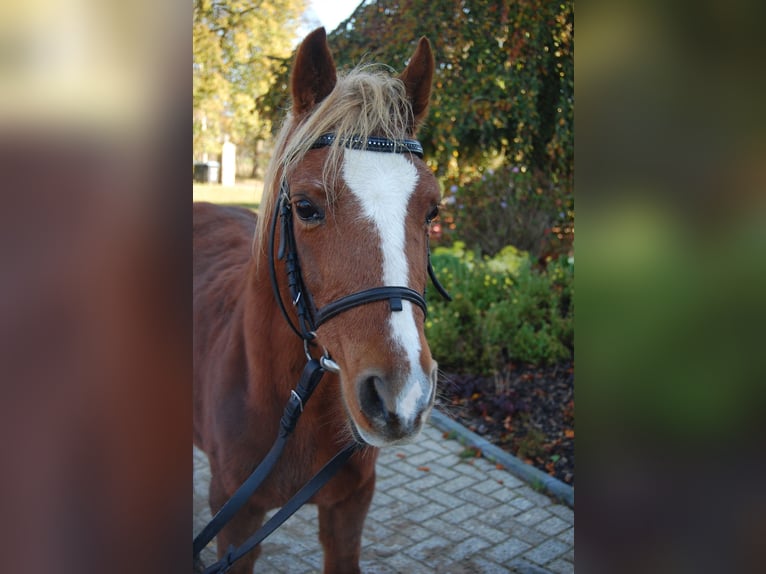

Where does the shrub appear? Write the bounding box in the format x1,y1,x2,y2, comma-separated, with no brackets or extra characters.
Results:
441,165,568,258
426,243,573,374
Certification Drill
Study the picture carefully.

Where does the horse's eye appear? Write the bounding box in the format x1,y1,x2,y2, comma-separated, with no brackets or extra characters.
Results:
426,205,440,224
295,199,323,222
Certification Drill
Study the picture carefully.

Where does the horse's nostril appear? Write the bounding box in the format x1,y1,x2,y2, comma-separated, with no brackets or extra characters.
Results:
358,375,389,421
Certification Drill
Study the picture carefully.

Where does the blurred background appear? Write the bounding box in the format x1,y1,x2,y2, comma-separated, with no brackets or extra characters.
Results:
576,2,766,572
0,0,189,572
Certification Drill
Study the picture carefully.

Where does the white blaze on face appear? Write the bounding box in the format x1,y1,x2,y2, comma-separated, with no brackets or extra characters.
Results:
342,149,427,422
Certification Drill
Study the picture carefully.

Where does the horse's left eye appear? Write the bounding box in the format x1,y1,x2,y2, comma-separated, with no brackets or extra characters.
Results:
295,199,323,222
426,205,439,224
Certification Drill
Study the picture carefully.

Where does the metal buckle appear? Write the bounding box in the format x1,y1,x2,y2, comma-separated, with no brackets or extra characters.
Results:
290,390,304,412
320,351,340,374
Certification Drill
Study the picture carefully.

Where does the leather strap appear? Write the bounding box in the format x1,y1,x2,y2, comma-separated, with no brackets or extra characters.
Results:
201,442,360,574
314,286,427,328
311,133,424,158
193,359,327,559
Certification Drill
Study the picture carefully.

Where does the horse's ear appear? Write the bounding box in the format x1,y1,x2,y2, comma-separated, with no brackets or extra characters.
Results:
291,27,337,115
399,37,435,134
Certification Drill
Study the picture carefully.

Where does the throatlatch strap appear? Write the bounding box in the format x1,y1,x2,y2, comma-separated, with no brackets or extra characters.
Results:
193,359,327,559
202,442,360,574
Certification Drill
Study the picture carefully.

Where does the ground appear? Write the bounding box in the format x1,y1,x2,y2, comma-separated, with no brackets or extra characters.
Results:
436,361,574,486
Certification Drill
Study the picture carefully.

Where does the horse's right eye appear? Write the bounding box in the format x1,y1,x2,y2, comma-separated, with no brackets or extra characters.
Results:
295,199,323,222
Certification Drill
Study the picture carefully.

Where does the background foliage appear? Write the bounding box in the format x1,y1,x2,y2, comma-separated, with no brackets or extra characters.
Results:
193,0,306,172
261,0,574,258
426,243,573,373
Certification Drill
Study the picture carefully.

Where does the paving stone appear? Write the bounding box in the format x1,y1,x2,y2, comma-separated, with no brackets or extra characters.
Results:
382,549,429,573
509,496,537,512
454,460,494,480
515,507,553,528
296,549,323,570
375,471,413,492
546,558,575,574
486,538,532,564
447,535,492,561
490,484,525,504
372,490,395,508
440,499,486,523
479,503,525,528
358,559,400,574
535,516,570,536
387,485,423,506
487,468,525,489
460,518,513,544
405,448,444,467
507,523,548,546
471,474,511,496
257,547,318,572
515,485,555,507
523,539,570,566
424,516,472,543
457,486,508,510
548,505,574,522
422,460,461,481
404,534,453,563
375,462,395,478
387,521,432,544
460,555,515,574
556,526,574,546
420,485,461,508
440,473,481,493
406,470,449,491
406,501,450,522
506,557,554,573
362,517,394,543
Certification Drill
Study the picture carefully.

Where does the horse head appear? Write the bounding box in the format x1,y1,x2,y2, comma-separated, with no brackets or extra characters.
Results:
264,28,441,447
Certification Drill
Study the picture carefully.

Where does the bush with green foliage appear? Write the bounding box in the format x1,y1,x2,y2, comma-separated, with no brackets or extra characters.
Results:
444,164,564,258
426,242,573,374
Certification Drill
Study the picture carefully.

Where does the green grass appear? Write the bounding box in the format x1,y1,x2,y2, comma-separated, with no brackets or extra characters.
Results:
192,179,263,211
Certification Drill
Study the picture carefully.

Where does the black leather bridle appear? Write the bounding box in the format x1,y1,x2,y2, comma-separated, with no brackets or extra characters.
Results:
268,132,452,348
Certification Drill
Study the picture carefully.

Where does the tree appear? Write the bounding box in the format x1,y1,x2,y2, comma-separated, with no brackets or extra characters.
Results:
261,0,573,255
193,0,307,174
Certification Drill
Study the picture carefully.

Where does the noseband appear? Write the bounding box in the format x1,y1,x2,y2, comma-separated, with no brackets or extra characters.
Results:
268,132,451,346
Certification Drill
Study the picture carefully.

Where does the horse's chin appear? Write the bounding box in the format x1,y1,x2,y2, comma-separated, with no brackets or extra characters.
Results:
346,405,432,449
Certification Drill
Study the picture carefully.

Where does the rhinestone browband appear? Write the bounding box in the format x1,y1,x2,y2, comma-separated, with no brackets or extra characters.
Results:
310,133,424,158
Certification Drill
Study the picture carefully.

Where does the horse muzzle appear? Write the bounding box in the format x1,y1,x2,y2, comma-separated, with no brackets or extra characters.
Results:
349,362,437,447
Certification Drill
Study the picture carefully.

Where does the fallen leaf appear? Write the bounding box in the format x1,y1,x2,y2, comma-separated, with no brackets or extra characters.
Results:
417,466,430,472
396,453,406,459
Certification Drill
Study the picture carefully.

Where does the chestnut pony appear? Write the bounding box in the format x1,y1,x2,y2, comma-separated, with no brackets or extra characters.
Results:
193,28,441,573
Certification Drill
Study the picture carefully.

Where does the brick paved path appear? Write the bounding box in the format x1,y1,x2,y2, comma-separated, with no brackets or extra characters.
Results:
194,420,574,573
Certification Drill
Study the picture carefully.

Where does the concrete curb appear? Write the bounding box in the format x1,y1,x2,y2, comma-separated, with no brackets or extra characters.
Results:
430,409,574,508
